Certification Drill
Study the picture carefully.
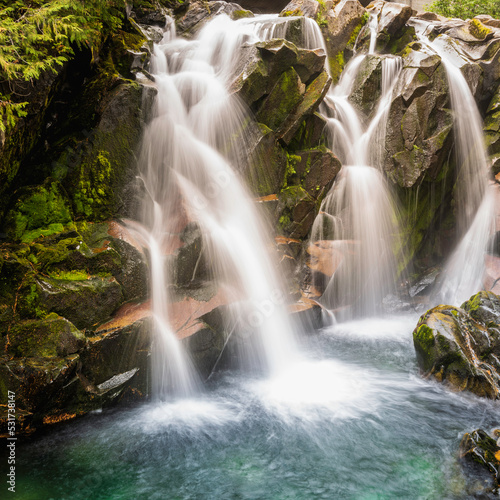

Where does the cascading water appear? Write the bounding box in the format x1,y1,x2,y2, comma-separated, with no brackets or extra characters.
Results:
412,24,495,305
137,14,300,397
310,37,404,318
245,12,404,319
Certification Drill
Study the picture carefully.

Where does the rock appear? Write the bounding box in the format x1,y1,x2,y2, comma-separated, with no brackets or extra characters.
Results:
288,112,328,150
279,0,321,18
3,179,73,242
370,1,413,37
485,86,500,163
176,1,252,36
413,291,500,399
459,429,500,492
247,125,288,196
322,0,367,82
275,148,340,239
171,222,210,287
385,45,453,188
475,15,500,29
237,0,289,13
7,314,85,358
62,81,156,221
257,68,306,130
230,39,327,112
0,67,64,221
37,275,123,331
349,55,383,116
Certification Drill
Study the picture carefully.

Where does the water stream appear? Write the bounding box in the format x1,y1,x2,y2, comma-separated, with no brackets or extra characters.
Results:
17,315,499,499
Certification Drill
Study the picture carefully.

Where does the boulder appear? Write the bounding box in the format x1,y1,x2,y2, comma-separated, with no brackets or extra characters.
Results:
385,44,452,189
176,1,252,36
322,0,367,82
459,429,500,493
413,291,500,399
279,0,321,18
7,314,85,358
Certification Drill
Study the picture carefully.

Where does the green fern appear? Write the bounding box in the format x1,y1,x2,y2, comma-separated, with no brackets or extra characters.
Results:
0,0,125,132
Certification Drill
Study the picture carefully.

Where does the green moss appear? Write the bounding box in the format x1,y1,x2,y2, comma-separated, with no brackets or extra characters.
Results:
414,324,435,350
328,52,345,84
48,270,89,281
469,19,491,40
347,13,369,49
73,150,114,219
282,9,302,17
231,9,253,20
4,179,73,242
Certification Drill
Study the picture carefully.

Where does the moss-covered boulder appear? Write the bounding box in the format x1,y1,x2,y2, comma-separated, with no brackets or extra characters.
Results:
7,314,85,358
413,291,500,399
3,179,73,243
459,429,500,493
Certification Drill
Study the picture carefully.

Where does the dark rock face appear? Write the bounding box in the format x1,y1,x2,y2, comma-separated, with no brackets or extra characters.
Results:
459,429,500,494
413,291,500,399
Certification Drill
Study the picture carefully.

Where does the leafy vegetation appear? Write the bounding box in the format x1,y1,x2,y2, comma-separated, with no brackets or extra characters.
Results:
426,0,500,21
0,0,126,132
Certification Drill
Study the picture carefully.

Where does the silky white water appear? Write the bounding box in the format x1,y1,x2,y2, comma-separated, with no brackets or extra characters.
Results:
311,40,403,317
410,24,496,306
137,15,302,398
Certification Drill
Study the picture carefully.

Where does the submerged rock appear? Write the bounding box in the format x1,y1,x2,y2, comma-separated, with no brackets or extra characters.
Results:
413,291,500,399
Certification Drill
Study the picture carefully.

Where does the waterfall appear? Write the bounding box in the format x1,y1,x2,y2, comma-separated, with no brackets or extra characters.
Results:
312,52,403,318
246,11,403,319
137,14,300,397
436,53,494,305
412,26,495,305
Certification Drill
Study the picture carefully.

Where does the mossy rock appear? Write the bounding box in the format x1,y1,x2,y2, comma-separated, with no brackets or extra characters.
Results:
459,429,500,491
413,296,500,399
3,179,73,243
36,275,123,331
7,314,85,358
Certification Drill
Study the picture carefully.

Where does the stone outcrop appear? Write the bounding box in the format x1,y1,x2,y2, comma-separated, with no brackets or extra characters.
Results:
413,291,500,399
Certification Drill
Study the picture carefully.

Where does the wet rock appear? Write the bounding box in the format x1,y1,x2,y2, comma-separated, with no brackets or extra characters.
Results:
279,0,320,18
385,45,453,188
459,429,500,492
3,179,73,242
230,39,327,113
408,267,440,298
176,1,252,36
7,314,86,358
413,291,500,399
349,55,383,116
485,86,500,168
257,68,306,130
0,354,81,434
248,125,288,196
288,112,327,150
275,148,340,239
368,0,413,40
171,222,210,287
322,0,367,82
61,81,156,221
37,275,123,331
